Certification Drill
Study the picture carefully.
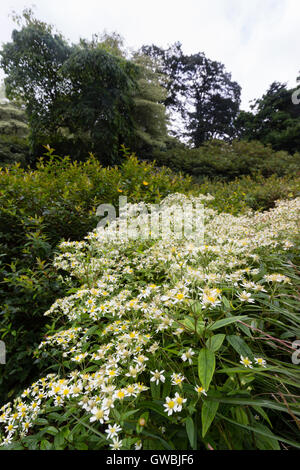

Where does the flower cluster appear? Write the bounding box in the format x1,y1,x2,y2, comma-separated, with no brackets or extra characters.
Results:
1,194,299,449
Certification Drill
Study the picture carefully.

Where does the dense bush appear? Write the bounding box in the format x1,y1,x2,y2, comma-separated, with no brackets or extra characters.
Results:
152,139,300,180
197,173,300,215
0,103,29,167
0,149,193,404
0,135,29,167
0,103,28,137
0,194,299,449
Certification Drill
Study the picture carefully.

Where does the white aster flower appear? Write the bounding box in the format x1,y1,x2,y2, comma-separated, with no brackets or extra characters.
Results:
237,291,255,303
181,348,195,364
105,423,122,439
240,356,253,368
171,372,185,386
90,406,110,424
254,357,267,367
174,392,187,411
150,370,165,385
163,397,177,416
110,438,122,450
194,385,207,396
135,440,142,450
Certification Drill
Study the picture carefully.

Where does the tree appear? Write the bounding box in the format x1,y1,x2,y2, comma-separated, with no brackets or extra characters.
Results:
236,80,300,153
141,43,241,146
0,12,140,163
79,31,127,59
79,35,170,157
0,11,72,155
77,34,170,157
0,13,172,163
183,53,241,146
59,44,138,163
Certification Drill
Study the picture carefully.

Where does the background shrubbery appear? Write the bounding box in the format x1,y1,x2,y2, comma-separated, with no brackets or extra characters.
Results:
152,139,300,181
0,103,29,167
197,173,300,214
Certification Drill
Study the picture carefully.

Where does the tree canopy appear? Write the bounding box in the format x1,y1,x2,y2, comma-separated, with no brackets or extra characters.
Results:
236,79,300,153
141,42,241,146
1,9,298,163
0,15,141,163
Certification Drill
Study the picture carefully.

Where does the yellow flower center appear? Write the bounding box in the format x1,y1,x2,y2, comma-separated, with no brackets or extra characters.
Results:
95,409,104,419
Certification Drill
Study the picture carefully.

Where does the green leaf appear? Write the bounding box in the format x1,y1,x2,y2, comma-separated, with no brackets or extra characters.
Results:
210,396,300,416
141,430,175,450
40,439,52,450
150,379,160,400
181,316,205,334
237,322,253,338
54,430,65,449
198,348,215,390
162,379,171,399
185,416,196,449
181,317,196,330
139,401,172,421
201,399,219,437
191,301,202,315
81,325,99,340
121,437,138,450
255,425,280,450
251,406,272,428
34,418,49,425
208,316,246,331
74,442,89,450
45,426,58,436
222,296,231,310
234,406,249,425
218,414,298,448
226,335,253,359
206,334,225,352
70,414,107,441
121,409,139,421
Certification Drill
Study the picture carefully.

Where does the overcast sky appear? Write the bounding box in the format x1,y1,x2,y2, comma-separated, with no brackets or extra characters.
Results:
0,0,299,109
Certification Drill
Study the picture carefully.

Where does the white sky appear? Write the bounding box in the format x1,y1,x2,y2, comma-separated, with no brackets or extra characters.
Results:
0,0,299,110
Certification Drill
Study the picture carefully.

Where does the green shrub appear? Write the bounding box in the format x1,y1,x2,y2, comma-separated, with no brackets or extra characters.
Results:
0,103,28,132
0,149,193,404
197,173,300,215
1,194,299,450
0,135,29,167
0,103,29,167
152,139,300,180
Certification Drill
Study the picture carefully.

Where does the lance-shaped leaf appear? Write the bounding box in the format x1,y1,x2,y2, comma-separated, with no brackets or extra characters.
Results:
198,348,215,390
201,400,219,437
